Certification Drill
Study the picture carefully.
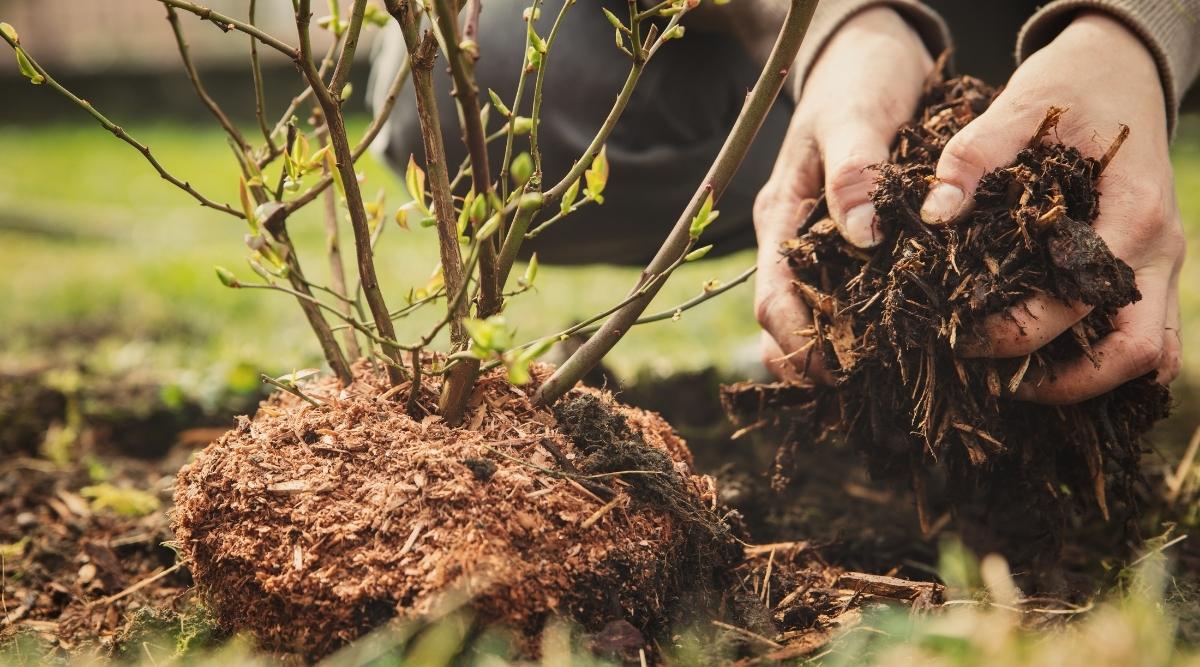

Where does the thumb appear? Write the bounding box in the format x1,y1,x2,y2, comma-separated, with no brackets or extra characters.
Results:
819,118,894,248
920,101,1037,226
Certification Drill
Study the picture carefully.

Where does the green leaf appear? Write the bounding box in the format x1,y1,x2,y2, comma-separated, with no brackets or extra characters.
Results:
275,368,321,384
477,213,502,241
510,116,534,136
1,22,19,45
238,178,258,230
464,315,513,353
662,25,686,40
601,7,630,33
511,152,534,187
689,191,716,240
527,22,547,53
488,88,512,117
214,266,240,288
584,146,609,203
560,177,581,213
15,47,42,85
522,253,539,286
469,189,489,223
80,484,161,518
405,154,427,212
684,244,713,262
363,3,390,26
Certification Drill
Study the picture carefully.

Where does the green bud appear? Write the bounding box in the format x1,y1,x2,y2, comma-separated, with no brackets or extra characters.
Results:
518,191,544,212
459,39,479,59
684,244,713,262
363,3,390,26
527,22,547,53
1,23,19,44
689,191,716,240
522,253,539,286
511,116,534,135
510,152,533,187
340,82,353,101
663,25,686,40
469,190,489,223
15,48,42,85
215,266,240,288
477,213,502,241
601,8,629,33
488,89,512,117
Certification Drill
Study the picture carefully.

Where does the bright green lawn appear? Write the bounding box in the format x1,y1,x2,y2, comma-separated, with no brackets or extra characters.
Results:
0,116,1197,393
0,119,760,387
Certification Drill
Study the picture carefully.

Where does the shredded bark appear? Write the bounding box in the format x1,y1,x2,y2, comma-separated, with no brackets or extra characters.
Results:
172,359,736,658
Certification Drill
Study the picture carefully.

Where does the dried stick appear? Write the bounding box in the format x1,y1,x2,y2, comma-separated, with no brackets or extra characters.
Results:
165,6,249,152
296,0,405,384
534,0,819,406
154,0,297,57
386,0,474,424
248,0,277,151
429,0,502,318
317,125,362,359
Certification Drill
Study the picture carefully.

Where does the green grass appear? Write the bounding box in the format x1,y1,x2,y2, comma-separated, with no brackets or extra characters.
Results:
0,115,1197,395
0,119,761,385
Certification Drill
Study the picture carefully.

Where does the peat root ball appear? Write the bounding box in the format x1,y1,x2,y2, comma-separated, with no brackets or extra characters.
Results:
783,74,1169,549
173,361,736,658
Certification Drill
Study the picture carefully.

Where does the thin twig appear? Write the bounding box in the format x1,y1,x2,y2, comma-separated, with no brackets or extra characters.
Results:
165,6,249,151
248,0,277,152
534,0,820,406
0,33,244,219
154,0,298,57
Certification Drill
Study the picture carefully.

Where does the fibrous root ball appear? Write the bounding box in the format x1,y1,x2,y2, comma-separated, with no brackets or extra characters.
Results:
172,361,737,658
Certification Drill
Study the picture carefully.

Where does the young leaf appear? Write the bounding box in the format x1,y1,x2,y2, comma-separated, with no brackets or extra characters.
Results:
214,266,240,288
510,116,534,135
511,152,534,187
560,177,581,213
584,146,609,203
689,191,716,240
238,177,258,230
527,22,547,53
522,253,539,287
15,48,42,85
684,244,713,262
488,89,512,118
477,213,502,241
405,154,427,211
0,23,19,44
601,7,630,33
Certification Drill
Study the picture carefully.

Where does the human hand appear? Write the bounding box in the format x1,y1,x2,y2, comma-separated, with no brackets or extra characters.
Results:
755,7,934,381
919,12,1184,404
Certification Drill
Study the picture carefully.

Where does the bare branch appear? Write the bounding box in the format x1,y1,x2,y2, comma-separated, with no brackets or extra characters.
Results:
534,0,820,406
330,0,369,96
154,0,298,58
249,0,278,152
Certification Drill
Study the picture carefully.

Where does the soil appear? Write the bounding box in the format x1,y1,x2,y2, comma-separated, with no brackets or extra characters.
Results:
172,358,740,659
0,454,193,652
730,70,1172,565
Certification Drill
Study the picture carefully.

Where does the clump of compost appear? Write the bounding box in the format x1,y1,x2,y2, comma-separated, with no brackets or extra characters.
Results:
775,72,1170,555
172,360,737,658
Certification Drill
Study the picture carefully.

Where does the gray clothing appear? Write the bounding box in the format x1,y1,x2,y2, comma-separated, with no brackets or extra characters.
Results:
370,0,1199,266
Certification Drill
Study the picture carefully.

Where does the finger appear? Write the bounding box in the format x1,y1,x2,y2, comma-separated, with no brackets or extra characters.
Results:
1014,269,1169,404
761,332,804,382
753,203,832,384
958,296,1092,358
817,116,894,248
920,97,1042,226
1158,275,1182,385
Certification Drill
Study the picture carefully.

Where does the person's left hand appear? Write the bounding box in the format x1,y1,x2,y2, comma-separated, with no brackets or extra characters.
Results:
918,11,1185,404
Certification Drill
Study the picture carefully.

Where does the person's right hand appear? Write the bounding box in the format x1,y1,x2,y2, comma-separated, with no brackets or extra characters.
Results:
754,7,934,381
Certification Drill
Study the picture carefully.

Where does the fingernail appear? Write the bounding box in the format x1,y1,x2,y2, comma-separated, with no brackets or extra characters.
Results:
920,181,965,225
841,203,880,248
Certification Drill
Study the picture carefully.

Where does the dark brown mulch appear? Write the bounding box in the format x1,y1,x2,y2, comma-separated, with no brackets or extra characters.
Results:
729,69,1170,566
172,359,741,659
